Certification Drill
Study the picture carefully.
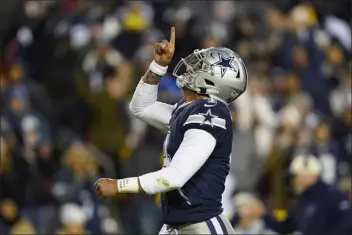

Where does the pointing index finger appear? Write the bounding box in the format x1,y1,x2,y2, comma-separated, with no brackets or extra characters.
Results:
169,27,175,45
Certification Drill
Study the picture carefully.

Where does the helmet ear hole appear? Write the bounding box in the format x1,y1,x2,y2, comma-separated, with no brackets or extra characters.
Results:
204,79,215,86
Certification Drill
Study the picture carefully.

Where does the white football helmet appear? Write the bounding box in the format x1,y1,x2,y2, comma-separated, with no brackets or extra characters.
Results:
173,47,248,103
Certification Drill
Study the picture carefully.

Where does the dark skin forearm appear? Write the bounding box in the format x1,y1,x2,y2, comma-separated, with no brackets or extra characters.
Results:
142,69,162,85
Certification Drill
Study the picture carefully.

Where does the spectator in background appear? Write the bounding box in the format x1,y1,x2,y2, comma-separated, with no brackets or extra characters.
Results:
232,192,274,234
330,70,352,172
119,2,154,32
7,60,52,121
323,41,348,81
329,69,351,118
20,114,51,162
19,115,58,234
0,199,21,234
75,65,133,174
82,38,124,93
112,1,154,60
0,137,29,232
255,155,352,235
56,203,88,234
339,176,352,200
332,104,352,198
231,75,276,192
4,87,31,138
334,105,352,167
9,219,37,235
0,117,17,150
52,143,101,234
260,86,316,208
309,121,342,185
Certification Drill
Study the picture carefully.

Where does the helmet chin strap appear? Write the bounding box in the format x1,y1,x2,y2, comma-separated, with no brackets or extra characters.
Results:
177,75,223,101
179,81,227,104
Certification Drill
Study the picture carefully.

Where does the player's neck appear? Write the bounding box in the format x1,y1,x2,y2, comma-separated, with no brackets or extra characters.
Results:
183,88,206,103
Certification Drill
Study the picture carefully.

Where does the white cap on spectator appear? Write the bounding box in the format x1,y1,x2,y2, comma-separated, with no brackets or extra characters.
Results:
70,24,91,49
233,192,257,207
21,115,39,133
101,217,119,234
101,16,121,41
17,26,33,47
60,203,87,226
289,154,322,175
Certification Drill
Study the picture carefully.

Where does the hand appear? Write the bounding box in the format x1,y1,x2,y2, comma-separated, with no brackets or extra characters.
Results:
154,27,176,67
94,178,118,198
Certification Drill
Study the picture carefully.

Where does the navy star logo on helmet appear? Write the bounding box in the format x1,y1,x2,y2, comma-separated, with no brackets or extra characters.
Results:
212,54,237,77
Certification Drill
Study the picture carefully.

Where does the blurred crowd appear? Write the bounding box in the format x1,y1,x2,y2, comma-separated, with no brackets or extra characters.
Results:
0,0,351,234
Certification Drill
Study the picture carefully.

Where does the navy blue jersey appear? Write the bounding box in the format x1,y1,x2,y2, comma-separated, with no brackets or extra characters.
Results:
161,97,233,225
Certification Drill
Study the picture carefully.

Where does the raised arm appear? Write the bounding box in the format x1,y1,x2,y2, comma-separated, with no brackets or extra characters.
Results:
129,27,176,132
129,70,173,132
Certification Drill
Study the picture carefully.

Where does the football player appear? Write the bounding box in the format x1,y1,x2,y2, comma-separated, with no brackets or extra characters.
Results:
94,27,248,234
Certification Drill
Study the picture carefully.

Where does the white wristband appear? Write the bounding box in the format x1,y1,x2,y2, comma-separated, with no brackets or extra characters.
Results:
117,177,139,193
149,60,168,76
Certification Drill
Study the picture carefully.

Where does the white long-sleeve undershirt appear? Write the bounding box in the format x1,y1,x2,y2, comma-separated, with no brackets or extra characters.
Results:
129,79,173,132
129,77,217,195
139,129,216,194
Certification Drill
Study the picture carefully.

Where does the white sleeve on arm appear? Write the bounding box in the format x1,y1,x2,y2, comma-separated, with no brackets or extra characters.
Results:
138,129,216,194
129,79,173,132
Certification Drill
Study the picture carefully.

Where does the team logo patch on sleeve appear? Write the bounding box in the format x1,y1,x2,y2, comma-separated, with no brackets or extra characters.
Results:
184,108,226,129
